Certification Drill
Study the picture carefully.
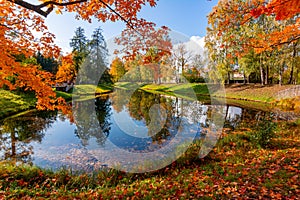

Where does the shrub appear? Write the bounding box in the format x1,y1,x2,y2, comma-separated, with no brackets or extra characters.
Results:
248,115,277,148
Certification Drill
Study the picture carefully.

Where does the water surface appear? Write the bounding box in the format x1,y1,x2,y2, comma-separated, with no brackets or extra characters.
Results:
0,89,285,172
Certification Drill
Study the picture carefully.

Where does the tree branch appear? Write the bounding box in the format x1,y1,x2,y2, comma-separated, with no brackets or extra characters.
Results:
7,0,87,17
7,0,140,34
98,0,141,36
8,0,142,37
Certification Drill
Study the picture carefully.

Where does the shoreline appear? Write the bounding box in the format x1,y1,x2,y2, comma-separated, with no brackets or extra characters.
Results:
1,83,299,120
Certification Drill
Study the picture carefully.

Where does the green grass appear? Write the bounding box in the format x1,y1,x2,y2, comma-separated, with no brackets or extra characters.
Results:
0,85,113,119
0,89,36,119
56,84,113,101
73,84,113,95
114,82,147,90
140,83,297,104
55,91,73,101
141,83,211,102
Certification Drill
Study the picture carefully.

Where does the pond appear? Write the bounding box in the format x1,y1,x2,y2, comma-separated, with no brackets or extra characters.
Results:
0,89,295,173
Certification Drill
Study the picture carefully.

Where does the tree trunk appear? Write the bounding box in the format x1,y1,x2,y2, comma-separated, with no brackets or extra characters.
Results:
260,54,264,85
227,71,230,84
264,65,269,85
288,42,297,84
260,65,264,85
288,65,294,84
158,64,161,84
279,62,284,86
296,69,299,84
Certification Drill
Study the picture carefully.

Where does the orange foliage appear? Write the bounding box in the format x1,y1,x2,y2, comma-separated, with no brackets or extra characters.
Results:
209,0,299,56
115,19,172,61
250,0,300,20
250,0,300,52
56,54,76,83
0,1,63,111
0,0,158,114
115,18,172,84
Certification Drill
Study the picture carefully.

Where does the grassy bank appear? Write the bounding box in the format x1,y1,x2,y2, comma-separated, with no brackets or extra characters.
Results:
141,83,300,114
0,84,113,119
222,84,295,102
0,119,299,199
140,83,297,103
73,84,113,95
0,89,36,119
141,83,210,96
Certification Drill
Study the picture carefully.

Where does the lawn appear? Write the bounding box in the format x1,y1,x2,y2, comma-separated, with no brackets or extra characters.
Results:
73,84,113,95
141,83,298,104
0,85,114,119
0,89,36,119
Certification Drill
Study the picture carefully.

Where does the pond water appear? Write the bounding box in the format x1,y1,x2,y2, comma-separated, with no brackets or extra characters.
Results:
0,89,294,172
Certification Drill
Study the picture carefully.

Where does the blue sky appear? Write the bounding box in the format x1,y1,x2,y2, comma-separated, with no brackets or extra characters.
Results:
44,0,218,54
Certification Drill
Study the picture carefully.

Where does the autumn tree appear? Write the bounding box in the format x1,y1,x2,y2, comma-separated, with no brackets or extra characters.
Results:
122,56,144,82
115,19,172,84
206,0,299,85
109,57,126,83
143,47,167,84
56,54,77,84
1,0,158,113
250,0,300,51
172,44,193,83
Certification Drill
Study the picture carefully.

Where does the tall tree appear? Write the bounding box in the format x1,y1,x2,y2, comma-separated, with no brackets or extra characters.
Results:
173,44,193,83
76,27,110,85
1,0,158,113
70,27,89,72
206,0,299,85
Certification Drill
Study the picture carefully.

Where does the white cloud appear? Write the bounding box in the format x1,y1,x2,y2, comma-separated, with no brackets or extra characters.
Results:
181,35,205,56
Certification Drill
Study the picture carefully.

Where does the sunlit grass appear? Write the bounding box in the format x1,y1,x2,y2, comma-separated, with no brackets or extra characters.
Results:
141,83,297,104
0,89,36,119
55,91,73,101
73,84,113,95
114,82,146,90
141,83,210,99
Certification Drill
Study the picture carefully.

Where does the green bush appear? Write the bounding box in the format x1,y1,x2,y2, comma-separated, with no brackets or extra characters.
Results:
248,116,277,148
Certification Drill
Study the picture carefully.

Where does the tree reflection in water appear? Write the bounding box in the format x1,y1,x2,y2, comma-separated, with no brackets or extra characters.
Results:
0,111,57,164
110,89,207,145
0,89,278,172
73,94,112,146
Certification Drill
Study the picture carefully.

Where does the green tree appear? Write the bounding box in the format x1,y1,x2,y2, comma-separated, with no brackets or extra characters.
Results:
76,27,111,85
35,52,59,74
70,27,89,72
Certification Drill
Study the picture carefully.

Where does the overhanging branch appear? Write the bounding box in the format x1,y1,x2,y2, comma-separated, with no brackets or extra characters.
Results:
7,0,140,34
7,0,87,17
